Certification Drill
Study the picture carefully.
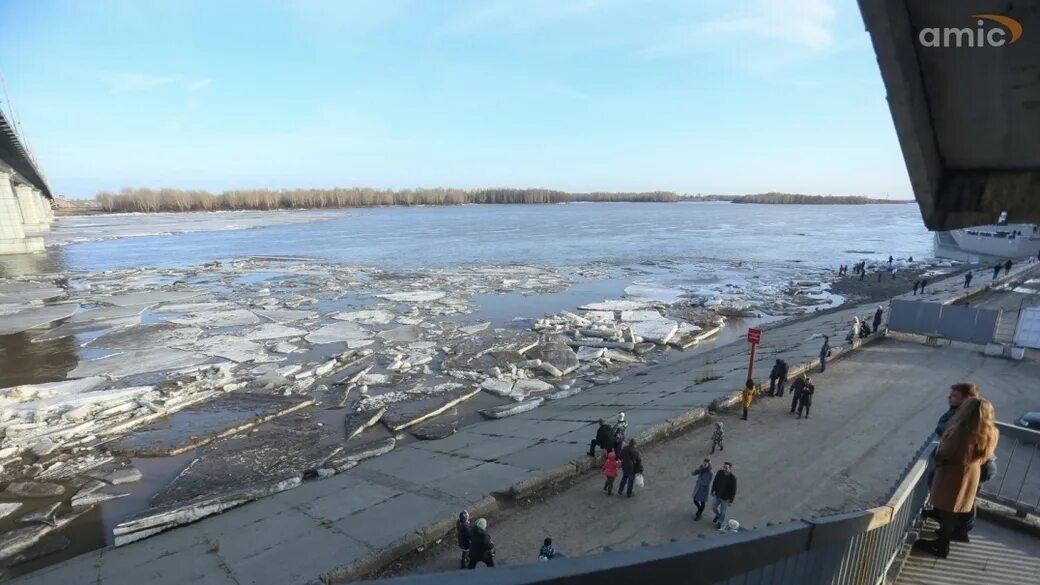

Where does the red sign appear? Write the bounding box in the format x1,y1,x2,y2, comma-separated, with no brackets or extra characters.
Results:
747,328,762,345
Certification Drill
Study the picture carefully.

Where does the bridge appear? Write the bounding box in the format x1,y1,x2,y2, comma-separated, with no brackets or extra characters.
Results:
0,108,54,255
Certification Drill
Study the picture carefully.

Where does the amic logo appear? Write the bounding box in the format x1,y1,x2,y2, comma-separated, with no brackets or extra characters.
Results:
919,14,1023,48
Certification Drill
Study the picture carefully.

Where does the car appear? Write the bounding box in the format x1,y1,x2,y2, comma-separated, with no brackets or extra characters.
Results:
1015,412,1040,429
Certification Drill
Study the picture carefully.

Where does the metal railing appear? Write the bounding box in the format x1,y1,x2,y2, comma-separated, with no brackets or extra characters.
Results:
981,421,1040,517
368,445,935,585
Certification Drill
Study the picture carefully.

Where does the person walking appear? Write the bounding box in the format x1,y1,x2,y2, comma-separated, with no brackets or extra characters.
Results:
740,379,756,421
912,280,920,295
790,373,808,414
860,267,866,281
587,418,615,457
888,255,894,265
691,459,713,521
456,510,472,569
710,421,724,453
914,398,999,558
797,375,815,419
992,263,1001,280
468,518,496,568
601,450,620,495
873,305,884,335
618,439,643,498
919,278,928,293
1004,259,1012,275
963,272,973,288
711,462,737,529
819,335,830,373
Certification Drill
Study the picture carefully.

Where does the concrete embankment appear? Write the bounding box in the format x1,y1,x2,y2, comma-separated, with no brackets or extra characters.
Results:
14,261,1040,585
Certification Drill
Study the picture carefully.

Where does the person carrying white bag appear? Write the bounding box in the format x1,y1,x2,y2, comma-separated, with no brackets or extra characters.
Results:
618,439,643,497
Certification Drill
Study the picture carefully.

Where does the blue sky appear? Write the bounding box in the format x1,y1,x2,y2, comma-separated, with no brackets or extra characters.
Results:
0,0,913,199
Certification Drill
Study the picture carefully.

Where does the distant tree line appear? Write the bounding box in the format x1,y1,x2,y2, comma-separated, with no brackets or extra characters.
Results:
93,187,680,213
682,192,907,205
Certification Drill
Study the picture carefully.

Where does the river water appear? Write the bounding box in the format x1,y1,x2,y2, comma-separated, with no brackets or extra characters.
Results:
0,202,934,576
21,202,933,272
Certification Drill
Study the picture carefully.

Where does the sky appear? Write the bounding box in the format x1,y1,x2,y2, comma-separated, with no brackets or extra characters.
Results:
0,0,915,199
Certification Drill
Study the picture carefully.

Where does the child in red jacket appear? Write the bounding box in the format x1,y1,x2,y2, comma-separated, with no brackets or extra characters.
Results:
602,451,621,495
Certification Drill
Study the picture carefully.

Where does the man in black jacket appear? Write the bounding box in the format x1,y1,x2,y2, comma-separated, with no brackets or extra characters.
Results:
587,419,615,457
711,462,737,528
618,439,643,498
467,518,495,569
768,359,788,397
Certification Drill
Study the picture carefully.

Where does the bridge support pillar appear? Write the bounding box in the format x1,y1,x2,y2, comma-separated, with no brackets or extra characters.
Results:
0,171,45,255
14,183,49,232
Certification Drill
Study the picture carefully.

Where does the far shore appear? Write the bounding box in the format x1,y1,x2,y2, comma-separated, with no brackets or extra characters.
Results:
53,191,912,216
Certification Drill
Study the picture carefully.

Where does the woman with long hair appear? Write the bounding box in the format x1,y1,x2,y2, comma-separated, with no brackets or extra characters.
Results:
916,397,999,558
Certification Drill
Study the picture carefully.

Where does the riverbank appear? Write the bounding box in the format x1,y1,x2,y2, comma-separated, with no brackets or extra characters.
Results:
394,335,1038,574
11,258,1036,584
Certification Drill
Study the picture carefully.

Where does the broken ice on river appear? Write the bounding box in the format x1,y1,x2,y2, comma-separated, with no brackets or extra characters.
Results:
0,254,867,564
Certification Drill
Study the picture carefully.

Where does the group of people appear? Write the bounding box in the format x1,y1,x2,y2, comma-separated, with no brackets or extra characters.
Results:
911,278,929,295
456,513,562,570
600,439,644,498
914,383,999,558
691,460,738,529
847,306,884,342
992,259,1013,280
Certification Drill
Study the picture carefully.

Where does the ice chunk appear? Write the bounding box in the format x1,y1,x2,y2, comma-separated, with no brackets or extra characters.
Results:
579,300,651,312
85,323,202,350
377,291,446,303
629,320,678,345
377,325,421,343
99,290,206,307
331,309,394,325
620,310,665,322
243,323,307,341
305,322,370,345
68,349,213,378
0,304,80,335
169,308,259,327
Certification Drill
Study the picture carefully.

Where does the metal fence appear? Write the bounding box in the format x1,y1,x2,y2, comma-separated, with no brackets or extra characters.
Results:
981,421,1040,517
369,446,935,585
888,300,999,345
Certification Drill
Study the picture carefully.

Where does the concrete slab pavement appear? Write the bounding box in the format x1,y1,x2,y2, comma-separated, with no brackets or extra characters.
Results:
12,261,1039,585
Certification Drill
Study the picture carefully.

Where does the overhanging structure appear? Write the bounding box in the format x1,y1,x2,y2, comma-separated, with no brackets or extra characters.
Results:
858,0,1040,230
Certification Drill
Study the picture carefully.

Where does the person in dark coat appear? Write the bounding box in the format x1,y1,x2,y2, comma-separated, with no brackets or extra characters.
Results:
468,518,495,568
456,510,471,569
790,373,808,414
992,263,1001,279
587,418,614,457
618,439,643,498
797,375,815,419
919,278,928,293
819,335,830,373
691,459,713,520
873,306,884,334
711,462,737,528
768,359,788,396
1004,259,1012,275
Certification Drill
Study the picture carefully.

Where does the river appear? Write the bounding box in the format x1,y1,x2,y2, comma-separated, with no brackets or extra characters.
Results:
0,201,934,576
